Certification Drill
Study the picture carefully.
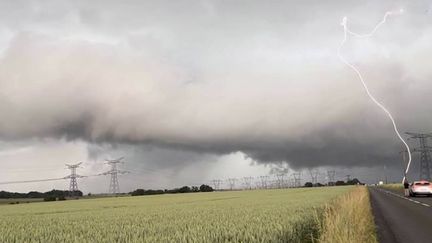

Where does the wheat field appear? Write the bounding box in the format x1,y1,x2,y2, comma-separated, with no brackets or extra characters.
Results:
0,187,354,243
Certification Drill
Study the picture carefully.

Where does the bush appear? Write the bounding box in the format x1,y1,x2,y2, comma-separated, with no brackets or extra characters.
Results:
43,197,56,202
304,182,313,187
199,184,214,192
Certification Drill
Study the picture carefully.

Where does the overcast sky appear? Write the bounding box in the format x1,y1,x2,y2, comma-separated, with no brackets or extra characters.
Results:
0,0,431,193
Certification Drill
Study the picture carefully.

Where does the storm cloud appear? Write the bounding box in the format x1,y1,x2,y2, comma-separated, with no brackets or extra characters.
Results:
0,0,431,174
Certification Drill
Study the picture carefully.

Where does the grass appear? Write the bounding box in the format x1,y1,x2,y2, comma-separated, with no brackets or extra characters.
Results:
0,187,356,243
319,186,377,243
0,198,44,205
379,183,403,193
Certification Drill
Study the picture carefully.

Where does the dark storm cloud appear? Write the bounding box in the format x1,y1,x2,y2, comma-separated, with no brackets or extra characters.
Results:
0,0,431,171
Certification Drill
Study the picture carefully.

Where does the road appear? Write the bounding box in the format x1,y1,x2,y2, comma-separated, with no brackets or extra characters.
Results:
369,187,432,243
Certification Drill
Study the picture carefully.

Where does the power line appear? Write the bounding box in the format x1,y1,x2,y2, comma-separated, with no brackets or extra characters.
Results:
0,177,65,185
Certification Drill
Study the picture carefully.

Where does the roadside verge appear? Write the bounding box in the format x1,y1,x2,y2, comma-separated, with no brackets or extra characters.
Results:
318,186,377,243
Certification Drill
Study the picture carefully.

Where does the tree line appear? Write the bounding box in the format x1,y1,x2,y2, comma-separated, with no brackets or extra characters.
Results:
130,184,214,196
0,190,83,200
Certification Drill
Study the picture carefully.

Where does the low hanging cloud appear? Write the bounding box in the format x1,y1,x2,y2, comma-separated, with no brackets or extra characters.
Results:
0,0,431,170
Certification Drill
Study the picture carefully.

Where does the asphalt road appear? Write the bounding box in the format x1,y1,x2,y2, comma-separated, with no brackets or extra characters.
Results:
369,187,432,243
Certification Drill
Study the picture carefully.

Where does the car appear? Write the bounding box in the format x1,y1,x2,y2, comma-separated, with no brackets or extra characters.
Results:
409,180,432,197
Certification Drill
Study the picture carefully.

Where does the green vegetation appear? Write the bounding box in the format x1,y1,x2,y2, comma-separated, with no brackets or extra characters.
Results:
380,183,403,193
0,186,354,243
0,198,44,205
319,186,377,243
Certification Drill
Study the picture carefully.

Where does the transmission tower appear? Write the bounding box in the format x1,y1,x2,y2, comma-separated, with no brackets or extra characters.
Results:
65,162,83,197
293,172,302,187
308,169,319,185
276,173,286,188
211,179,222,190
346,174,351,182
101,157,129,194
259,176,269,189
406,132,432,181
242,177,253,190
227,178,237,190
327,170,335,186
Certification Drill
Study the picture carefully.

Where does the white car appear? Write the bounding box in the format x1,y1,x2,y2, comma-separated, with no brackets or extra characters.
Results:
409,181,432,197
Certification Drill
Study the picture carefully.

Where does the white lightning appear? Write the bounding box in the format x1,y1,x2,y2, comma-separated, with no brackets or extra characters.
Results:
337,9,412,182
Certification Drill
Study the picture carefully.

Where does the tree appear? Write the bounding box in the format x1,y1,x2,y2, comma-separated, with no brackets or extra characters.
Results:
178,186,191,193
347,178,362,185
304,182,313,187
335,181,346,186
199,184,214,192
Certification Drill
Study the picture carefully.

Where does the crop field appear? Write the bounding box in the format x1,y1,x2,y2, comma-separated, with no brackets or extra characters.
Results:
0,186,353,243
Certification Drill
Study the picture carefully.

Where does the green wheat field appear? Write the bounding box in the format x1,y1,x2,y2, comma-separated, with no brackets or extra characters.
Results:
0,186,352,243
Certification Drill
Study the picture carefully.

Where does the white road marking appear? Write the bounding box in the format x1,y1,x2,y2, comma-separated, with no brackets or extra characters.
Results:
375,188,431,208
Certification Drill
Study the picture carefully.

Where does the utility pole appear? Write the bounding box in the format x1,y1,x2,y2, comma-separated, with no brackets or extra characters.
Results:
227,178,237,190
406,132,432,181
65,162,83,197
101,157,129,194
327,170,335,186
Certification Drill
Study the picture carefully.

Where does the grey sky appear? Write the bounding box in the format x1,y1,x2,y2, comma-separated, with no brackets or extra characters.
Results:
0,0,431,192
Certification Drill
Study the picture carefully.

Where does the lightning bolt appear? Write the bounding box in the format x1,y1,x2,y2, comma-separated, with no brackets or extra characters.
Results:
337,9,412,183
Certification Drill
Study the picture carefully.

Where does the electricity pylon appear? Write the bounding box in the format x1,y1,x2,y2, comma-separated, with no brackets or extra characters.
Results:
101,157,129,194
308,169,319,185
259,176,269,189
65,162,83,196
227,178,237,190
242,177,253,190
406,132,432,181
276,173,286,188
327,170,335,186
293,173,302,187
211,179,222,190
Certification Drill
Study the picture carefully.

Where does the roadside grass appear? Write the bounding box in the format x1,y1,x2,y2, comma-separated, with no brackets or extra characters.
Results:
380,183,403,193
318,186,377,243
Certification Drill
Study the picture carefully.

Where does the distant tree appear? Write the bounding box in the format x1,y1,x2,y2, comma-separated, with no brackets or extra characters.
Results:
304,182,313,187
43,196,56,202
335,181,346,186
131,189,145,196
178,186,191,193
130,189,165,196
314,183,324,187
199,184,214,192
191,186,199,192
346,178,362,185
